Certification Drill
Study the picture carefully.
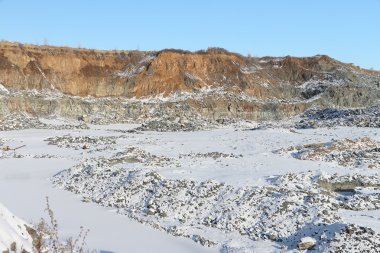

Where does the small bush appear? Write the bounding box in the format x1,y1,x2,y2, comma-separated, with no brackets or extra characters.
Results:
33,197,94,253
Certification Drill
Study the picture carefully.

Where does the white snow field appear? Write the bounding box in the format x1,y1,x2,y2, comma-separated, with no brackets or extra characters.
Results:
0,126,216,253
1,123,380,252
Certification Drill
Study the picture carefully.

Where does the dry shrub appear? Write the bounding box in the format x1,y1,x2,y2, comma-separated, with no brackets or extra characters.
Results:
33,197,95,253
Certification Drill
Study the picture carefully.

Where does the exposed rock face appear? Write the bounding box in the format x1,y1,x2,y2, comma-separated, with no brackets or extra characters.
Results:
0,41,379,121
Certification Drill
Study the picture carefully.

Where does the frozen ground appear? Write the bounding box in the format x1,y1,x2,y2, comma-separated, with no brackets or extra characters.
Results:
0,126,215,253
0,202,33,252
1,122,380,252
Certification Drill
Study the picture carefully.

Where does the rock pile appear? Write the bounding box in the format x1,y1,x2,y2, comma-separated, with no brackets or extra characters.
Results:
0,114,47,131
296,105,380,129
0,114,88,131
135,117,213,132
319,173,380,191
45,135,117,150
108,147,174,167
52,160,380,251
325,224,380,253
319,173,380,211
179,152,242,159
0,152,59,159
280,137,380,168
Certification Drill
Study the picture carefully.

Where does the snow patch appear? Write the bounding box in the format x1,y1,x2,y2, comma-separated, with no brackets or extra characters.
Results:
0,202,33,252
0,84,9,94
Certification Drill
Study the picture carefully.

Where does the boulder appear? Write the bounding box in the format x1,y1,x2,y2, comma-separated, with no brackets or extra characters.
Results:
298,237,316,250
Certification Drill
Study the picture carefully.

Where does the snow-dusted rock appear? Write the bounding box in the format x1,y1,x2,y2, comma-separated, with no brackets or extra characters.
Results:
280,137,380,169
298,237,316,250
296,105,380,129
52,159,359,251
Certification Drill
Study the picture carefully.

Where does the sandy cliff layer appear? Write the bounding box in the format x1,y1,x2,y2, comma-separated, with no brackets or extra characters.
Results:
0,41,378,97
0,41,379,121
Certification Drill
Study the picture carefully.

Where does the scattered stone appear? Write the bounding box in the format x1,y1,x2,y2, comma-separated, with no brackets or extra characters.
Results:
179,152,242,160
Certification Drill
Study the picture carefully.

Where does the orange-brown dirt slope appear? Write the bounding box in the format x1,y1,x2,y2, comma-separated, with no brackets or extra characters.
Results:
1,41,378,100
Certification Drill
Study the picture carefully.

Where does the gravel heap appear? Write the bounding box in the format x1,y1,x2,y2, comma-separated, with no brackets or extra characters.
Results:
295,105,380,129
280,137,380,168
179,152,242,159
0,114,88,131
52,158,380,252
107,147,174,168
319,173,380,211
45,135,117,150
323,224,380,253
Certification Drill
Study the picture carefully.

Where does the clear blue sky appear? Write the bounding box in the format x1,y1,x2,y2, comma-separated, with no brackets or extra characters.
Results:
0,0,379,69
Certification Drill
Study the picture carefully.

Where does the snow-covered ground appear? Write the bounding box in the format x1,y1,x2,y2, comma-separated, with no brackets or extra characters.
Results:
0,202,33,252
127,127,380,185
340,209,380,233
1,123,380,252
0,127,215,253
